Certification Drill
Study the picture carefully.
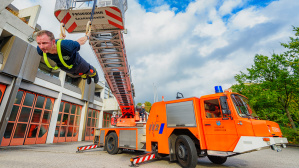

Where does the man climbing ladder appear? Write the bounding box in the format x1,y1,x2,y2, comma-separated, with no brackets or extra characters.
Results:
36,30,99,84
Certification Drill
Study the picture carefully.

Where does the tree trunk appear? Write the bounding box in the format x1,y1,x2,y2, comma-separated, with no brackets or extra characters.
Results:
285,106,297,131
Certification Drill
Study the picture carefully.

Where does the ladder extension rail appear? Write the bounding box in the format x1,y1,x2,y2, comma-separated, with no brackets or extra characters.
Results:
90,30,135,117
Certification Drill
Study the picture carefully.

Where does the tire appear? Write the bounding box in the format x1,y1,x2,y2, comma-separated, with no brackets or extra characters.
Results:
207,155,227,164
175,135,198,168
106,132,119,154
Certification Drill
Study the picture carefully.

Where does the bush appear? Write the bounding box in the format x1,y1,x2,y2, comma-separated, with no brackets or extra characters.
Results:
280,126,299,144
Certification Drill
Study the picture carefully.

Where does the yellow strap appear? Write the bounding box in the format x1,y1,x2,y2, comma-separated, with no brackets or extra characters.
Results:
57,39,73,69
89,72,97,77
81,74,87,78
43,53,59,70
80,72,96,78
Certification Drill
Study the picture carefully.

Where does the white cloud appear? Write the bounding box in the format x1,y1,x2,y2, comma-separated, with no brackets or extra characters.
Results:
229,7,269,29
198,38,229,57
219,0,243,16
193,19,227,37
152,4,170,12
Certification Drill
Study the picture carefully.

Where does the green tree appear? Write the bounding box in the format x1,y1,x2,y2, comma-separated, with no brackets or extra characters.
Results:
233,27,299,131
144,101,152,112
136,102,152,112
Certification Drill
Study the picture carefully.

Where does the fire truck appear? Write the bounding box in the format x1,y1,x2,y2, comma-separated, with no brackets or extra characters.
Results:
93,87,288,168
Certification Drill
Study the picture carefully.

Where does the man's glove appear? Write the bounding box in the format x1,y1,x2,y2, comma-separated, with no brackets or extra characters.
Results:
88,67,99,84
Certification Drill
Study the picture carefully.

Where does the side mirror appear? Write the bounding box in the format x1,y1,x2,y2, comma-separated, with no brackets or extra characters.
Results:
220,96,231,115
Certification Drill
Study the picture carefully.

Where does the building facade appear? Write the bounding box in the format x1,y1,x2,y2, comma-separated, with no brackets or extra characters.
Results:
0,1,118,146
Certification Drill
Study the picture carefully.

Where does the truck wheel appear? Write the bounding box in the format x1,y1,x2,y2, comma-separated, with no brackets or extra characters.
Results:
106,132,119,154
175,135,197,168
207,155,227,164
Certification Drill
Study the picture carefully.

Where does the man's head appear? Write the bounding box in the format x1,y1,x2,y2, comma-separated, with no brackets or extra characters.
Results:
36,30,56,53
142,104,145,108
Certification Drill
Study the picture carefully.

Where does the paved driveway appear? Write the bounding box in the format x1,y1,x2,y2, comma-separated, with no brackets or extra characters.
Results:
0,141,298,168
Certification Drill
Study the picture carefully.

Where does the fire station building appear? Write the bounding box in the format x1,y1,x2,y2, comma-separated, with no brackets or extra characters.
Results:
0,2,117,146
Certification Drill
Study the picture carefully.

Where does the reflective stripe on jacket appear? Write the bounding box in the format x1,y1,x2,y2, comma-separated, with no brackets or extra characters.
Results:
43,39,73,70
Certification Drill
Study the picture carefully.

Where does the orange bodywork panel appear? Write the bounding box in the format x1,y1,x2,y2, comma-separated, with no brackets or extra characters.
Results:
100,127,140,149
266,121,283,137
251,120,272,137
200,94,239,151
116,118,136,127
145,98,205,154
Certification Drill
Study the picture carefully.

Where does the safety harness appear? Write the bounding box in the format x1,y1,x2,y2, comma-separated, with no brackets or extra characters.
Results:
43,39,96,81
43,39,73,70
79,69,97,79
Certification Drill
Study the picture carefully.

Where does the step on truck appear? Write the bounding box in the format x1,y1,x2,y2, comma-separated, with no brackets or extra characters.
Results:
93,86,288,168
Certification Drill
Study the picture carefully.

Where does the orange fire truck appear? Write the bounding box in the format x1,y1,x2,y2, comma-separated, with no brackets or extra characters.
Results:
93,87,288,168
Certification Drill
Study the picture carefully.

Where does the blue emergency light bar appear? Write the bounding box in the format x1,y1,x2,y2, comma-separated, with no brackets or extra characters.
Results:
215,86,223,93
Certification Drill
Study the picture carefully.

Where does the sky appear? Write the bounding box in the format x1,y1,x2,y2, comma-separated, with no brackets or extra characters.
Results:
11,0,299,104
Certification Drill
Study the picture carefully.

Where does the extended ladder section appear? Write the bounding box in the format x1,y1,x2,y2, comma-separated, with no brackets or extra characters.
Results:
89,31,135,118
54,0,135,122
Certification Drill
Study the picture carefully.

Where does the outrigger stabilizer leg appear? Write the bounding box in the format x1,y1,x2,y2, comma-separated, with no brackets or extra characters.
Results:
130,152,156,167
76,144,98,153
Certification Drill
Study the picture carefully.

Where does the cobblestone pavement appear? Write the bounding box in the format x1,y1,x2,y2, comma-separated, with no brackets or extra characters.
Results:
0,141,298,168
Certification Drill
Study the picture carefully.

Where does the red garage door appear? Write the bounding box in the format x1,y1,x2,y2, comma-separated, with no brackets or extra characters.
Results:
85,108,100,141
53,101,81,143
1,90,54,146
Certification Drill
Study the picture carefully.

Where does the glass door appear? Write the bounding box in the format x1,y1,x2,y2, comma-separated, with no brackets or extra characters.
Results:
54,101,81,143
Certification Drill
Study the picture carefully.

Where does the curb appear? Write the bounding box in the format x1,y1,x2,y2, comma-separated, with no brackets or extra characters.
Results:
286,144,299,147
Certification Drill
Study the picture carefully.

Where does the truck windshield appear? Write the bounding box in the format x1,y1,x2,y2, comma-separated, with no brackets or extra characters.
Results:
231,94,258,118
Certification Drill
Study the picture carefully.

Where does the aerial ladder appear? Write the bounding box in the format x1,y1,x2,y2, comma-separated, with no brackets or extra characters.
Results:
54,0,136,127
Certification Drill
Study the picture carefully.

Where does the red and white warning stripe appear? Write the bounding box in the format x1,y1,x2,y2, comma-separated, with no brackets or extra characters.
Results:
55,10,78,33
54,6,124,33
78,144,97,151
105,7,124,30
132,153,155,165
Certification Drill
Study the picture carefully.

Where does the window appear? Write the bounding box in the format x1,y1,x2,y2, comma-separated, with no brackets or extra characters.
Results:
65,75,79,86
231,94,258,118
103,112,112,128
95,92,101,98
38,62,59,78
54,101,81,143
204,99,222,118
85,108,100,140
